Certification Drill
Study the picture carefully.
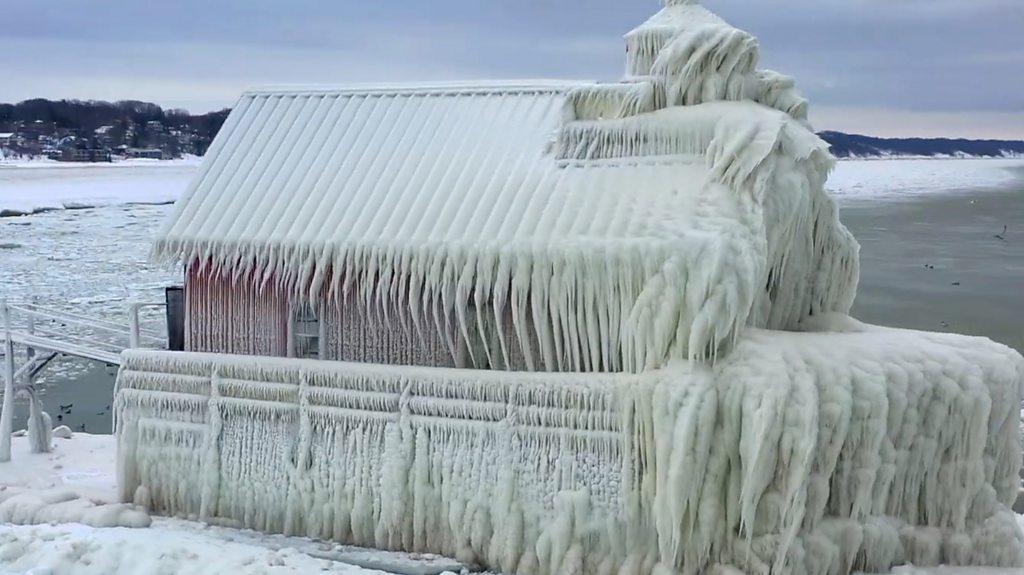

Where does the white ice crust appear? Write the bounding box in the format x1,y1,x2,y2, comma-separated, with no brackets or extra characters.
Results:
118,1,1024,574
151,1,857,368
114,321,1024,574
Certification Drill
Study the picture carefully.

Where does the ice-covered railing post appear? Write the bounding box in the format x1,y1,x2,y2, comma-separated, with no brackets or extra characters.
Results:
129,303,142,349
128,301,168,350
1,299,15,462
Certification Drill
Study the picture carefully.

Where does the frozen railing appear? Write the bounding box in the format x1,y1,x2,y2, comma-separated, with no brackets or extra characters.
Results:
0,300,166,364
0,298,168,461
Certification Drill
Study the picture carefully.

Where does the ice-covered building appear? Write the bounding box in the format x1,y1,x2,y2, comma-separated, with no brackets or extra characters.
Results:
114,1,1024,573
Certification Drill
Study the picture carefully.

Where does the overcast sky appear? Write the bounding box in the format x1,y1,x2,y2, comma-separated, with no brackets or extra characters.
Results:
3,0,1022,138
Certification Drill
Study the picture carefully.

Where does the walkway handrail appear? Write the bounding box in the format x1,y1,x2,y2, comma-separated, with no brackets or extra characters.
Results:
8,303,132,333
27,325,127,352
4,331,122,365
1,298,172,462
6,303,165,344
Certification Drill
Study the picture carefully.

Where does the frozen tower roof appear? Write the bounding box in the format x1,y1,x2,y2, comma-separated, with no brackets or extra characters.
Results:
618,0,808,119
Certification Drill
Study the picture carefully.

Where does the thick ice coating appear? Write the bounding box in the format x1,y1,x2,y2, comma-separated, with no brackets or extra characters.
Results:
121,1,1024,574
151,1,857,368
114,322,1024,574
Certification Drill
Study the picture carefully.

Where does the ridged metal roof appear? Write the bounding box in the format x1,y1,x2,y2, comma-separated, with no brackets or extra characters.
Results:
155,83,710,263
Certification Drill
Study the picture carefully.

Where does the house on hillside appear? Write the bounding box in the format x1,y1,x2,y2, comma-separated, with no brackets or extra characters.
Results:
125,148,164,160
61,147,111,163
113,1,1024,574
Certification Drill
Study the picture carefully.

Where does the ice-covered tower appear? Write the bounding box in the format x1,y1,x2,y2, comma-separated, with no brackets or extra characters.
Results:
553,0,859,365
624,0,808,118
115,1,1024,573
561,0,808,123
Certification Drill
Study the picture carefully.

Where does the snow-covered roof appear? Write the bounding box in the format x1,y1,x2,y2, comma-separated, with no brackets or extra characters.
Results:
154,1,858,370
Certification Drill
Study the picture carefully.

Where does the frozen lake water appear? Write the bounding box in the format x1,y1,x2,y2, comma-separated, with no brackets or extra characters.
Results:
0,159,196,215
1,158,1023,433
1,163,183,433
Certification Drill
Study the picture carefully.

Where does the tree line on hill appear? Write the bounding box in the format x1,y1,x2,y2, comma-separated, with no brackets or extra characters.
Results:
0,99,230,160
2,98,1021,161
818,131,1024,159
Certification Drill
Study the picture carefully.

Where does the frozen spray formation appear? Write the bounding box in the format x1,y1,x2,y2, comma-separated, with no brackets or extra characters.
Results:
115,325,1024,574
117,1,1024,573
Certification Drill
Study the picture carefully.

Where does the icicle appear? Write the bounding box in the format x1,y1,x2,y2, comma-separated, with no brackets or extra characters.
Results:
131,0,1024,573
115,335,1024,574
566,83,658,121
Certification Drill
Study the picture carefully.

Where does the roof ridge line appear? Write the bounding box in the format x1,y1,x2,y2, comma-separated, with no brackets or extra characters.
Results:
243,80,593,97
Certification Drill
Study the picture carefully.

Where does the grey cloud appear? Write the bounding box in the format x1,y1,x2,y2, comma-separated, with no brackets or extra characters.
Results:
0,1,1020,137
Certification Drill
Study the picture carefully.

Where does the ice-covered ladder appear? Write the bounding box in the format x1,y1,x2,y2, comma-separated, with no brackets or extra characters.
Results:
0,299,167,461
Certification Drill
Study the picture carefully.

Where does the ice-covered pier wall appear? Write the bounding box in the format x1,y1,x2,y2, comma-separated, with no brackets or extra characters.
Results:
114,319,1024,574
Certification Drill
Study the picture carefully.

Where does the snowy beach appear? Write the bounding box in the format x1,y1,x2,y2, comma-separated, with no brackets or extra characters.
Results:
2,157,1024,574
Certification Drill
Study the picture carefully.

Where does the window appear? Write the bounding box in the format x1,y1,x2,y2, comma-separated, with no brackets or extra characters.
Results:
290,302,325,359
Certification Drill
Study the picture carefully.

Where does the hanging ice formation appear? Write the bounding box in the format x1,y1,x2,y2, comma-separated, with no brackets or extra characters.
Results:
117,1,1024,574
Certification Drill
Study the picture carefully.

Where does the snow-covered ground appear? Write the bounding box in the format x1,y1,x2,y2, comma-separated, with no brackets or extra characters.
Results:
0,523,383,575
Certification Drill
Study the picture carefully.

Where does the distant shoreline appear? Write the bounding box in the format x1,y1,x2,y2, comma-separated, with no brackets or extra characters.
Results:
2,154,1022,167
0,155,202,169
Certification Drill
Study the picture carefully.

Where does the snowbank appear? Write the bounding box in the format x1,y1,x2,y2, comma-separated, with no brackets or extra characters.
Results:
0,432,150,529
0,489,149,529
